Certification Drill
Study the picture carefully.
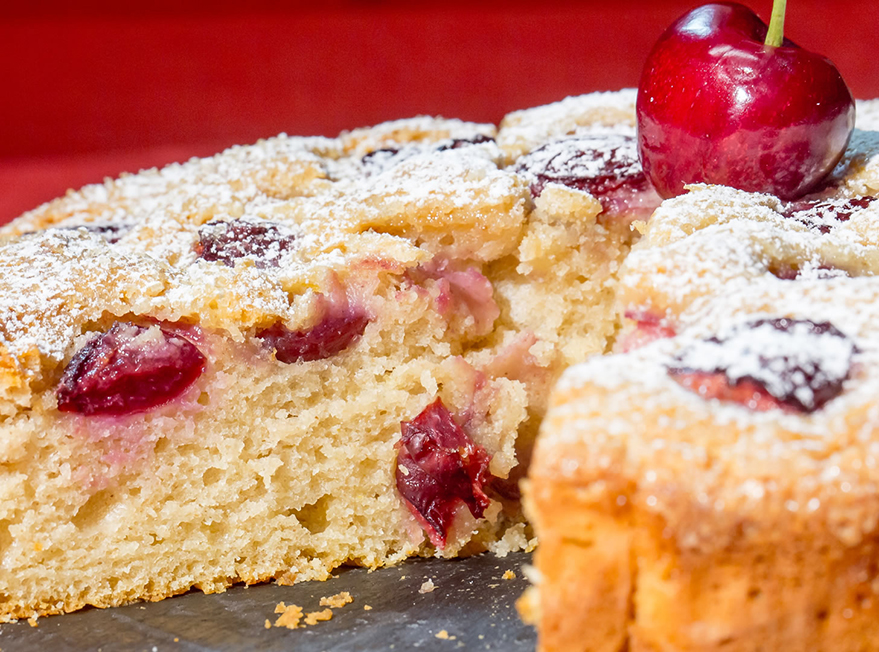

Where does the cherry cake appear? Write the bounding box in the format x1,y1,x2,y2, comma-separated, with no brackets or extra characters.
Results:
521,99,879,651
0,91,652,621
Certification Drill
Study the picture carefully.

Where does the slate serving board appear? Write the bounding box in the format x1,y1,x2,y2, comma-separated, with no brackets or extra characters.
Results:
0,551,536,652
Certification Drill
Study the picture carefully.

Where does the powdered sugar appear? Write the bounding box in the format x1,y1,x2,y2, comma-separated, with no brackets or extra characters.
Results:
514,134,642,195
668,318,855,412
497,89,637,161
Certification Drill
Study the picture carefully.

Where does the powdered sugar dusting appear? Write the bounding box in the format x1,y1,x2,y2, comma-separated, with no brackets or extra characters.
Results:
783,196,876,234
497,89,637,162
668,318,855,412
513,133,660,219
0,110,545,395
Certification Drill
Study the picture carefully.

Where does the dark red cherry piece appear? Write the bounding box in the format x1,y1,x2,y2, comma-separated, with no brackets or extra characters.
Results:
782,195,876,233
637,2,855,200
515,134,660,219
56,322,206,416
667,318,854,413
361,134,494,174
195,219,296,268
436,134,494,151
257,309,369,363
395,398,492,549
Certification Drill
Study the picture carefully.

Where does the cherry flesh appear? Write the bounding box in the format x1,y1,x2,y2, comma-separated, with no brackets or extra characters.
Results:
667,318,854,413
637,3,855,201
515,134,661,220
195,219,297,268
256,309,369,363
56,322,206,416
395,398,492,549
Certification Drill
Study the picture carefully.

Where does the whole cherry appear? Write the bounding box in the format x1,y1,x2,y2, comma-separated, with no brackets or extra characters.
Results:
637,1,855,200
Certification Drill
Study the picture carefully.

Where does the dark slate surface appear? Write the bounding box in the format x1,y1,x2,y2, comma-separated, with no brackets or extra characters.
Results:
0,551,536,652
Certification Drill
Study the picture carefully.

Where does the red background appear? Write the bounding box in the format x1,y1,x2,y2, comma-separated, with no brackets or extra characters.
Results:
2,0,877,223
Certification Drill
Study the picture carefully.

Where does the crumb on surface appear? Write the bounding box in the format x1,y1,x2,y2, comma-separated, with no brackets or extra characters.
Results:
304,608,333,625
274,604,304,629
320,591,353,608
435,629,456,640
364,604,373,611
264,619,271,630
502,569,516,580
419,579,436,594
27,616,38,628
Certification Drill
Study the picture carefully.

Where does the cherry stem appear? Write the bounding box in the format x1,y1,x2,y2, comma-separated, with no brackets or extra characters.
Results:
765,0,787,48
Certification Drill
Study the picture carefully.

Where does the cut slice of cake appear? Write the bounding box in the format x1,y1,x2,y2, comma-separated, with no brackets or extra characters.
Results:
521,105,879,651
0,91,652,621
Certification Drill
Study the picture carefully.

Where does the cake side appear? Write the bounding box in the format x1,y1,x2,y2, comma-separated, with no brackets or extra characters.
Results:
527,303,879,651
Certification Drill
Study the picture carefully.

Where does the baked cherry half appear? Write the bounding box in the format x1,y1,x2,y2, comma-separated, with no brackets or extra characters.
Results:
637,2,855,200
782,195,876,234
56,322,206,416
195,218,297,268
395,398,492,549
515,134,660,219
667,318,855,413
256,308,369,363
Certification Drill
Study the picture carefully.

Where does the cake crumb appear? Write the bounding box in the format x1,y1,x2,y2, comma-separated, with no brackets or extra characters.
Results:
363,604,373,611
304,608,333,625
320,591,353,608
502,569,516,580
419,579,436,594
27,616,38,628
264,619,271,629
435,629,456,640
274,604,304,629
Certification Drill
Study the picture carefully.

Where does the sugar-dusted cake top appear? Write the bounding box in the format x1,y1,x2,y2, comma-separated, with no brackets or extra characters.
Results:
535,102,879,552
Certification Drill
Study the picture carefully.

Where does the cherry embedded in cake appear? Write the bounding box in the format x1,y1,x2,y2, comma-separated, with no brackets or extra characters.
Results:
781,195,876,234
57,223,131,244
256,307,370,364
195,218,298,268
513,134,661,220
667,318,855,413
616,310,677,352
361,134,495,175
56,322,206,416
395,398,493,548
436,134,495,151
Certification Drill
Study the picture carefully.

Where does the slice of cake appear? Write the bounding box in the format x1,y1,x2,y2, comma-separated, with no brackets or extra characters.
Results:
0,91,652,621
521,104,879,651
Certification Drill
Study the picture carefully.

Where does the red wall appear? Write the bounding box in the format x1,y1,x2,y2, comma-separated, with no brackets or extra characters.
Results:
2,0,877,222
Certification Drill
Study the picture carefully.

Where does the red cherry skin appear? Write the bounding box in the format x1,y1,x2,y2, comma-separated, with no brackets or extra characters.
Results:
637,2,855,200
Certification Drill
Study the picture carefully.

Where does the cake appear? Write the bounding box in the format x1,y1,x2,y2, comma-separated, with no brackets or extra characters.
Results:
0,90,653,621
521,101,879,650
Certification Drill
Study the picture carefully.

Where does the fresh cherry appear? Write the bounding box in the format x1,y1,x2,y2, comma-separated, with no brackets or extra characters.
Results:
637,1,855,200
